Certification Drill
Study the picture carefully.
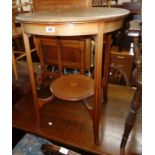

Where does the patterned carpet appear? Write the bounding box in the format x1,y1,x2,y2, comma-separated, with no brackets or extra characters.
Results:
13,133,51,155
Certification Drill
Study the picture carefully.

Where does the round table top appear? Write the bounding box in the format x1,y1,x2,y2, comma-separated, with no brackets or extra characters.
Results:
16,7,129,23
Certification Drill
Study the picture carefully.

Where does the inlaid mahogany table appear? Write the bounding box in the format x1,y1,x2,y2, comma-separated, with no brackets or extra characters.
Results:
16,7,129,145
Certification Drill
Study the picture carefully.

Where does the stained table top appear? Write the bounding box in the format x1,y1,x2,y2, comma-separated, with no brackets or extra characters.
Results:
16,7,129,23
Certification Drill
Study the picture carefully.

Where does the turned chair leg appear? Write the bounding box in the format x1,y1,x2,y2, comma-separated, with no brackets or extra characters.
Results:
120,18,142,149
120,85,141,148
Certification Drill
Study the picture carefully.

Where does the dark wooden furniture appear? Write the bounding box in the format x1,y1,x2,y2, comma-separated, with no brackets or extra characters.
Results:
36,36,88,73
16,7,129,145
92,0,111,7
120,19,142,149
92,0,118,7
110,47,134,82
109,64,130,86
32,0,92,72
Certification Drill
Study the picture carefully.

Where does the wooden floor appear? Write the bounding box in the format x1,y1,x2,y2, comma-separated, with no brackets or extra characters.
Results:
12,62,141,155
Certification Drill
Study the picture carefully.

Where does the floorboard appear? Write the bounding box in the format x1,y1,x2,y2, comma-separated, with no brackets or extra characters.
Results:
13,83,141,155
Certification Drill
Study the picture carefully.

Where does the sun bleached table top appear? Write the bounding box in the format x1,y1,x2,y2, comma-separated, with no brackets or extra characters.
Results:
16,7,129,23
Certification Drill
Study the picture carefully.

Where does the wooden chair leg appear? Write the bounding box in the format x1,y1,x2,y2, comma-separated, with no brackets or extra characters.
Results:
120,85,141,148
12,50,18,80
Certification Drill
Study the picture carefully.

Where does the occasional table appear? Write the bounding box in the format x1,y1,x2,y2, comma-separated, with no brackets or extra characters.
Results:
16,7,129,145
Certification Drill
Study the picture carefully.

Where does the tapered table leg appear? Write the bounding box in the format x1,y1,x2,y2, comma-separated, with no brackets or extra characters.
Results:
22,30,40,128
102,34,112,103
93,22,104,145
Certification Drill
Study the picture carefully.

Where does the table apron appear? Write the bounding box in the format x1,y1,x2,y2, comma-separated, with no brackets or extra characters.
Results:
22,18,124,36
22,22,98,36
104,18,124,33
